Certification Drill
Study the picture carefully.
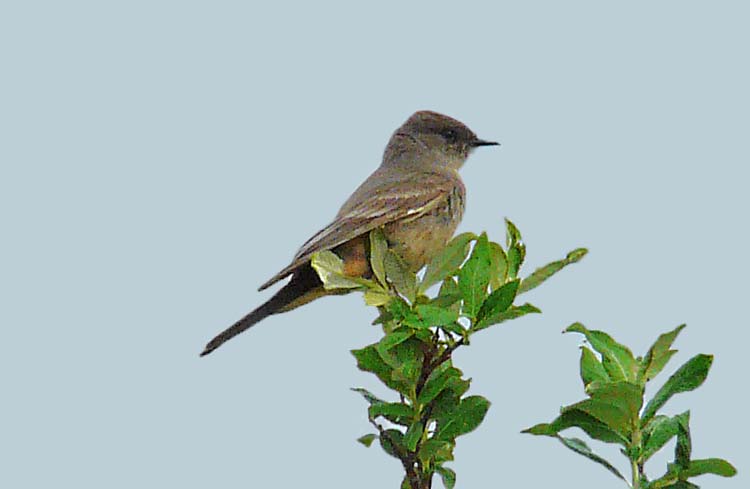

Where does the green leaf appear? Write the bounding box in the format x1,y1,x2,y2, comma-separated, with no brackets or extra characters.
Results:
420,232,476,293
418,362,462,405
414,328,433,342
371,308,394,326
642,415,680,461
476,279,519,325
667,482,700,489
646,463,680,488
505,218,522,248
401,315,431,330
352,345,401,391
488,242,508,290
649,457,735,488
506,246,524,280
311,250,363,290
555,436,627,482
674,411,691,469
435,465,456,489
388,298,434,332
430,295,462,311
435,395,490,441
522,423,555,435
434,277,462,314
641,354,713,424
430,295,463,312
579,346,610,387
379,429,405,459
369,228,388,287
381,337,425,389
387,297,417,323
566,323,637,382
458,233,492,319
587,381,644,423
473,302,540,332
524,409,629,446
682,458,737,478
403,420,424,451
357,433,377,447
566,247,588,262
649,474,697,489
351,387,385,406
385,250,418,303
439,322,465,339
430,377,470,420
518,247,588,294
353,340,421,396
419,439,454,464
414,304,460,327
643,351,679,386
377,330,415,354
369,402,414,426
364,288,391,306
639,324,686,384
505,218,525,279
562,382,641,440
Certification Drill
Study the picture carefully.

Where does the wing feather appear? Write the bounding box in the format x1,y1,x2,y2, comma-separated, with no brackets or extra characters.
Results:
258,170,458,290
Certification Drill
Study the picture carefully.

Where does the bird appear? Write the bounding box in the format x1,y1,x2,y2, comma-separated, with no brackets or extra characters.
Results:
201,111,498,356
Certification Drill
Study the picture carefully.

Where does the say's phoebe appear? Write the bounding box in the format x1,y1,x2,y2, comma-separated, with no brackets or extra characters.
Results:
201,111,498,356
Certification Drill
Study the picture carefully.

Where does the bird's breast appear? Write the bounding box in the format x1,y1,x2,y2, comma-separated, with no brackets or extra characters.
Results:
383,184,465,272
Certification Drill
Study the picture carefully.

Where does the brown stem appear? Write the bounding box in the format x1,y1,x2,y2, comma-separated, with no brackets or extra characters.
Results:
377,330,466,488
415,341,436,397
433,337,465,368
371,420,422,488
392,332,449,489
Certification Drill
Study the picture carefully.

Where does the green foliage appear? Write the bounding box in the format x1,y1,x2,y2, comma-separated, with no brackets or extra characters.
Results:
524,324,736,488
458,232,492,319
518,247,587,294
310,218,736,488
313,219,586,488
419,232,476,293
556,436,627,482
640,354,713,424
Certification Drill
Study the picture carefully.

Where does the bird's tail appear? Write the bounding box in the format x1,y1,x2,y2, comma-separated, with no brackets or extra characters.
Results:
200,266,323,356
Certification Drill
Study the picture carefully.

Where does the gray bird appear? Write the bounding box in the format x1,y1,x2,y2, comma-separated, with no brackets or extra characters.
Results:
201,111,498,356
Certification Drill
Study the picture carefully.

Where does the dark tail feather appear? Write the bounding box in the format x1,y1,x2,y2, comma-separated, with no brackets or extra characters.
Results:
200,267,320,357
200,295,280,357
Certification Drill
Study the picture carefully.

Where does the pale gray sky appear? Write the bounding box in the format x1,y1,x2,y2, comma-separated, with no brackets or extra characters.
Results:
2,1,747,488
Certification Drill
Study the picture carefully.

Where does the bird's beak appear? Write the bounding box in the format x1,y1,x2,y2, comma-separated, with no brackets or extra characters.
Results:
471,139,500,147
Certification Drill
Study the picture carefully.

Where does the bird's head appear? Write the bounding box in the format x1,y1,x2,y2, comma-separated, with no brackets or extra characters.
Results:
386,110,499,170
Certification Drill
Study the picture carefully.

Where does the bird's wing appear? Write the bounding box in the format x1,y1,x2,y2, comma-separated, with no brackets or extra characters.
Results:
258,171,459,291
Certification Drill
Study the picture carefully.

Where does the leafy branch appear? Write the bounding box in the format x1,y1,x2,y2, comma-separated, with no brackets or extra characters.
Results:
312,219,587,488
523,323,737,488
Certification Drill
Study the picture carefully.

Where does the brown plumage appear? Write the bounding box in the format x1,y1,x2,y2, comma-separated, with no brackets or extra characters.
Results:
201,111,498,356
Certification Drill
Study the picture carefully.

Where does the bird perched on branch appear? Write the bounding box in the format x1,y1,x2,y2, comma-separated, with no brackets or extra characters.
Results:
201,111,498,356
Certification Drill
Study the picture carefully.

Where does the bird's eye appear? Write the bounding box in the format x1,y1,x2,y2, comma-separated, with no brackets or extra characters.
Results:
442,129,458,143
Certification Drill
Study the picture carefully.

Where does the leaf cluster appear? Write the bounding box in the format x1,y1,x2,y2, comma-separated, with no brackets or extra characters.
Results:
313,220,587,489
523,324,737,488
